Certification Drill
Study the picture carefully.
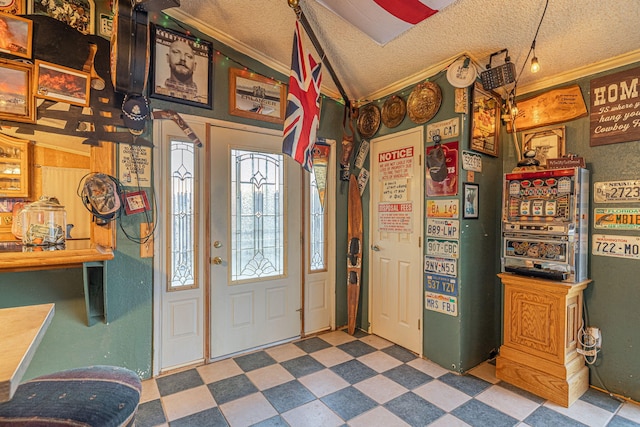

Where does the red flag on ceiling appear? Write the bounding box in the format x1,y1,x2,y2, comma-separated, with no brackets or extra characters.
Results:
282,21,323,172
316,0,455,45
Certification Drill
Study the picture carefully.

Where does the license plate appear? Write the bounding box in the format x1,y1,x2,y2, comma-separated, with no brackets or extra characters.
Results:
424,256,457,277
426,238,459,258
426,219,459,239
427,199,459,218
594,208,640,230
425,292,458,316
425,274,458,296
594,180,640,203
592,234,640,259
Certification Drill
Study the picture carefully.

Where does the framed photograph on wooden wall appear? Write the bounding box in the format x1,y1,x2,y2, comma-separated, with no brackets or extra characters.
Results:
34,60,90,107
0,11,32,58
471,81,500,157
28,0,94,34
229,67,286,124
522,125,565,168
0,59,35,123
150,25,213,109
0,0,26,15
463,182,479,219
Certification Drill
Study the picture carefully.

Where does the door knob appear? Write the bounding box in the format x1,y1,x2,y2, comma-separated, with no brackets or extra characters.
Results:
213,241,223,248
371,244,380,251
212,256,223,265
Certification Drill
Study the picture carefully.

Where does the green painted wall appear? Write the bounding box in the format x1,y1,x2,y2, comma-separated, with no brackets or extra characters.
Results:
332,70,502,372
504,62,640,402
0,229,153,380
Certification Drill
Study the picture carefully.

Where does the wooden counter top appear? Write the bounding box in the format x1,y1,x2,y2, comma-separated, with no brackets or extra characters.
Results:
0,303,55,402
0,241,114,272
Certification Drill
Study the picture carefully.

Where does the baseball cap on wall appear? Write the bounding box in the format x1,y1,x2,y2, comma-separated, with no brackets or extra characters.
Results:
122,94,150,135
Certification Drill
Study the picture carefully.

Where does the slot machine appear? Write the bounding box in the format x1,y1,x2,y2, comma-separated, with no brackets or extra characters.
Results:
501,168,589,282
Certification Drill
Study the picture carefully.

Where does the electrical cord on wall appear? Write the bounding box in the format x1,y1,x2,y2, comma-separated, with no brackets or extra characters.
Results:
580,300,625,403
119,145,157,245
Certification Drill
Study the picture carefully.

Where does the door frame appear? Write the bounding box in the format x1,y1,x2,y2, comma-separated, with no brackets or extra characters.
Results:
367,126,424,355
152,115,336,375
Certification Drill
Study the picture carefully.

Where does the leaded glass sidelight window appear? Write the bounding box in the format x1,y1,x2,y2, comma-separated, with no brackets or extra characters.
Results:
309,172,327,271
169,140,197,290
230,149,285,282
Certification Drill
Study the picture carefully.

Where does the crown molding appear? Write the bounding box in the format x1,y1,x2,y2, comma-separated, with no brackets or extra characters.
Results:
363,52,481,102
517,49,640,95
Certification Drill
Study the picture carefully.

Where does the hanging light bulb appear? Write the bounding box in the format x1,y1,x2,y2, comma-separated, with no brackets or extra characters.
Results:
530,56,540,73
530,40,540,73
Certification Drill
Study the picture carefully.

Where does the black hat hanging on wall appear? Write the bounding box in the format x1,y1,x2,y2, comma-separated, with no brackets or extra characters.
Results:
426,134,447,182
122,94,150,135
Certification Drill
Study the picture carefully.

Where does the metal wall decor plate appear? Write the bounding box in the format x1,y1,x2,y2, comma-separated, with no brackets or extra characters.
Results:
357,103,381,139
407,81,442,124
381,95,406,128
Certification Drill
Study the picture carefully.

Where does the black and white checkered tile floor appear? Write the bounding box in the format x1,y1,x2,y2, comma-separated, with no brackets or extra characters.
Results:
136,330,640,427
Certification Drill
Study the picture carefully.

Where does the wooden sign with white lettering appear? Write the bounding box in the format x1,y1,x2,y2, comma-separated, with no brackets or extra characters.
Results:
590,67,640,146
507,85,587,132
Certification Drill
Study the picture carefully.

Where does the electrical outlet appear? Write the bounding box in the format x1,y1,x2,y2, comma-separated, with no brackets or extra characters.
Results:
586,327,602,349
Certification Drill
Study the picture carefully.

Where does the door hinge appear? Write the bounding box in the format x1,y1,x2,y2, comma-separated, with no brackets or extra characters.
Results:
418,236,422,248
418,318,421,330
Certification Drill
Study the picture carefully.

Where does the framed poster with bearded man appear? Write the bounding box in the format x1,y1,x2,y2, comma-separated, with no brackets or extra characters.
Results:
150,25,213,109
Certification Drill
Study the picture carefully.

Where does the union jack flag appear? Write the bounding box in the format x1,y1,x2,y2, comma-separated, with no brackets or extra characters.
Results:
282,21,323,172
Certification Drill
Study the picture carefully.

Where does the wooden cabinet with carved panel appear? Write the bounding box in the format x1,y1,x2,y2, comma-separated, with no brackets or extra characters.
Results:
496,273,590,407
0,133,32,199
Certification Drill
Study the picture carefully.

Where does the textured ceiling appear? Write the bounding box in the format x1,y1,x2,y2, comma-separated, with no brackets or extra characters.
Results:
168,0,640,104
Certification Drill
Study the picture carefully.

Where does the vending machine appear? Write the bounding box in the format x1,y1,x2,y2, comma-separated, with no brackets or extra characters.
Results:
501,168,589,283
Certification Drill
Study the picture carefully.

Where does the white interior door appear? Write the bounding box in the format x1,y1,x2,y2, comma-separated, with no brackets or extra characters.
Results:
369,127,423,355
209,124,302,359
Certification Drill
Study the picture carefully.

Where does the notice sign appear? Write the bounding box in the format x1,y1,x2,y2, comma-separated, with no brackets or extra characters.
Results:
378,202,413,233
377,146,414,180
425,292,458,316
594,208,640,230
119,144,151,186
382,179,408,201
590,66,640,146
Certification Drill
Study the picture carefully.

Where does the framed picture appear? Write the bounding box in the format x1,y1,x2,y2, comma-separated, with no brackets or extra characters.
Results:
522,125,565,167
0,0,26,15
0,59,35,123
229,67,286,124
124,190,150,215
28,0,94,34
150,25,213,109
0,11,32,58
463,182,479,219
471,81,500,157
34,60,90,107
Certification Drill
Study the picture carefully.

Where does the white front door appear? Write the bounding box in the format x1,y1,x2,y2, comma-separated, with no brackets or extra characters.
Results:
208,124,302,359
369,127,424,355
